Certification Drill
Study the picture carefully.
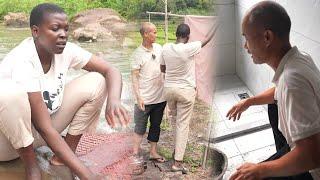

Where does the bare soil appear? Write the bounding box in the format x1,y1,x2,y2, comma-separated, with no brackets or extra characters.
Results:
134,98,215,179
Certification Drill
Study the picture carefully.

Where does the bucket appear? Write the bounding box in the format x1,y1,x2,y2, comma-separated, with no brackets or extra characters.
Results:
203,147,228,180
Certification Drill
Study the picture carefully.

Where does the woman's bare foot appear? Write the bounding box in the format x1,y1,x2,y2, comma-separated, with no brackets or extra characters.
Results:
49,155,65,166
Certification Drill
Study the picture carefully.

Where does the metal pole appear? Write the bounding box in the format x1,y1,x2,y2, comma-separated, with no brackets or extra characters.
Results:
149,13,151,22
202,118,212,168
146,11,186,18
164,0,168,42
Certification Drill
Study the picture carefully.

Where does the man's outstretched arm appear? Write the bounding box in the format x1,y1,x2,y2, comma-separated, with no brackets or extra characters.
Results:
227,87,275,121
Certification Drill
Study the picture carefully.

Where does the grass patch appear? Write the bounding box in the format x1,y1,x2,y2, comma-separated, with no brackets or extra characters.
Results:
160,118,172,131
157,142,206,173
158,146,173,160
158,143,207,173
184,143,206,172
145,116,172,132
183,155,201,173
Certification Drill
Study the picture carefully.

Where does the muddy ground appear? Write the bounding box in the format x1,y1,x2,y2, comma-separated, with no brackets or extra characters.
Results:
133,98,216,180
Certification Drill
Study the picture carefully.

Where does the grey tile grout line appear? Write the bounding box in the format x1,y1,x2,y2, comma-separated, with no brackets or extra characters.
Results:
211,124,271,143
240,144,276,162
240,143,276,155
232,138,245,161
213,139,242,159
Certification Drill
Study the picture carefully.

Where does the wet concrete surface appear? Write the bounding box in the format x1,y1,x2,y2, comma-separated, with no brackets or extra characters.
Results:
0,146,177,180
0,139,202,180
0,145,182,180
0,146,74,180
0,158,28,180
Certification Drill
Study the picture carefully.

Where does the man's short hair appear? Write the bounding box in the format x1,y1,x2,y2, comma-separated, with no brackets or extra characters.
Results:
140,22,154,36
176,23,190,38
248,1,291,38
30,3,65,27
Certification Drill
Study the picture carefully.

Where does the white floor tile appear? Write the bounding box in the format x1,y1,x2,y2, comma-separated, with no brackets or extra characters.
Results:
214,139,241,158
211,121,229,138
242,144,276,163
224,111,268,128
212,75,278,180
233,129,275,154
224,155,244,179
214,93,239,116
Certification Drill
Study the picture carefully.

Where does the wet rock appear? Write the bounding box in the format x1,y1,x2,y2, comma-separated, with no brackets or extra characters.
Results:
154,161,171,172
70,8,128,42
3,12,29,27
133,161,163,180
72,23,115,42
109,22,127,36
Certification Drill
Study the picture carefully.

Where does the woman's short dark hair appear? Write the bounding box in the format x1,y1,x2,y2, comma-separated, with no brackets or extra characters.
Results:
30,3,65,27
176,23,190,38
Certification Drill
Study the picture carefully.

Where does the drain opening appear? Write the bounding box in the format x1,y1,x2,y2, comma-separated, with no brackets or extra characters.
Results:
238,92,250,100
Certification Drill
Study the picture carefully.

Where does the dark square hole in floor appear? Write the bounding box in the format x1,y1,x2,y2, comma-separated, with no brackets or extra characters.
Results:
238,92,250,100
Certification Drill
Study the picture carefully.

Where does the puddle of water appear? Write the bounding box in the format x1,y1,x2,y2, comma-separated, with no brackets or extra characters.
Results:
0,158,67,180
0,158,26,180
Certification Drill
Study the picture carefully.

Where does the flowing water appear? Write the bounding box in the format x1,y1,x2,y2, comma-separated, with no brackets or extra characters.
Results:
0,24,137,179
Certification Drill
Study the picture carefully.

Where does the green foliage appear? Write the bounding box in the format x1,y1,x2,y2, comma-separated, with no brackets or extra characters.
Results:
184,143,205,172
0,0,214,20
160,116,172,131
0,0,102,19
54,0,103,18
158,143,205,173
158,146,172,160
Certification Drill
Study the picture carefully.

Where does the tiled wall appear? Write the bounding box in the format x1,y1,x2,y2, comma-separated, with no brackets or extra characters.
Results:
227,0,320,95
234,0,274,95
214,0,236,76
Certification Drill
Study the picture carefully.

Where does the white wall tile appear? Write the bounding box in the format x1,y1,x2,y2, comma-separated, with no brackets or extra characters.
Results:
277,0,320,42
215,44,236,75
215,0,237,76
233,0,320,96
235,0,274,9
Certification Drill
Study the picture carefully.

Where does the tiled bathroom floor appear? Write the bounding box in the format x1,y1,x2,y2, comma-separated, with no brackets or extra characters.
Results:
211,75,276,179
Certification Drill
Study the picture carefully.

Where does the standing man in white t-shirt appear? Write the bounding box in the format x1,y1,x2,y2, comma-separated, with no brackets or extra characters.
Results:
131,22,167,162
160,23,214,173
227,1,320,180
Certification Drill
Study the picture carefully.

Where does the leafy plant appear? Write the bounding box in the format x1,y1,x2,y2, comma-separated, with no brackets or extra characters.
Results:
0,0,214,20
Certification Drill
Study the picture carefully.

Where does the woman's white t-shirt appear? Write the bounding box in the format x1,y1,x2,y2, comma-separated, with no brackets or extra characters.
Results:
0,37,92,114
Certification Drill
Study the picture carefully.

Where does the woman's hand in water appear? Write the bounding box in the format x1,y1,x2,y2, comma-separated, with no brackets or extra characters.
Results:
105,99,130,128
